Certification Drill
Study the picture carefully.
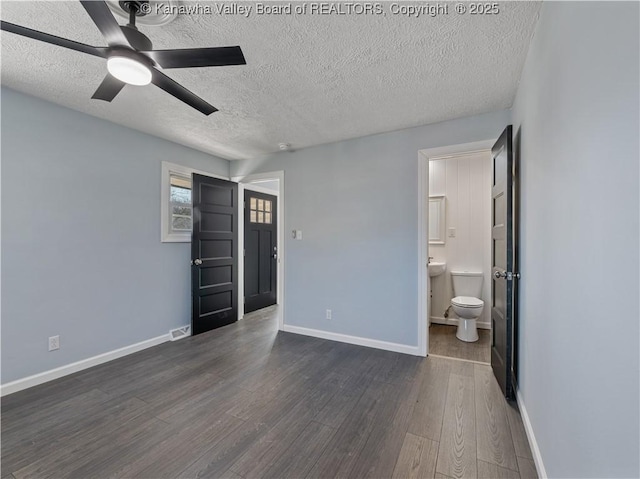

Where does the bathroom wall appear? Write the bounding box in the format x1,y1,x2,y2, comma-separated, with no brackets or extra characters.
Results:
428,151,492,326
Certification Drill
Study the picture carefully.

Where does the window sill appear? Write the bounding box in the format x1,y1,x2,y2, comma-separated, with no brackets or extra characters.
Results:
161,234,191,243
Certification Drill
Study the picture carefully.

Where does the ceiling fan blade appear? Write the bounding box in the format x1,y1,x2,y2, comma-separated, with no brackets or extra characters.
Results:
92,74,126,101
142,46,246,69
79,0,130,47
151,69,218,115
0,21,107,57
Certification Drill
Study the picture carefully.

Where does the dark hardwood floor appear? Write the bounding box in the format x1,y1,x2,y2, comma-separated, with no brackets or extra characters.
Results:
1,306,536,479
429,324,491,364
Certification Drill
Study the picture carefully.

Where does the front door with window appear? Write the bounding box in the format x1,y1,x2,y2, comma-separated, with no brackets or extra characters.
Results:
244,190,277,313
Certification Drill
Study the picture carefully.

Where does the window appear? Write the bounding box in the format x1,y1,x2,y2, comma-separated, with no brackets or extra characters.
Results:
249,197,272,224
162,162,194,242
170,174,192,232
161,161,229,242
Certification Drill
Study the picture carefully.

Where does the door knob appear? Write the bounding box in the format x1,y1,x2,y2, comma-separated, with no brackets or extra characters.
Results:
494,270,521,280
194,258,203,266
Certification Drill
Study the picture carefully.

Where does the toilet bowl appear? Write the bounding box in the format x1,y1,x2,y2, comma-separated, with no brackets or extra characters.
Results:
450,272,484,343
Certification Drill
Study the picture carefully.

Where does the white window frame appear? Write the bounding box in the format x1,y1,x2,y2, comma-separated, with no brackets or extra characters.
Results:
161,161,229,243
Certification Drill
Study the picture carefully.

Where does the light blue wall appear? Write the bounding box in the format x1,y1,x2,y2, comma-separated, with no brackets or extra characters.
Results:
512,2,639,477
1,88,230,383
232,110,510,347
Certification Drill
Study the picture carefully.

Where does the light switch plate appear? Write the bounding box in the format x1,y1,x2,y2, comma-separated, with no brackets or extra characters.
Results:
448,227,456,238
296,230,303,240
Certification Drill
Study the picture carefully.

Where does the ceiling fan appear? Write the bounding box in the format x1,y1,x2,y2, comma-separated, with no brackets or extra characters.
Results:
0,0,246,115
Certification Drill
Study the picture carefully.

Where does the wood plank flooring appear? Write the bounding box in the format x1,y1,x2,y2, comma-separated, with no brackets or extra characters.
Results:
1,306,536,478
429,324,491,363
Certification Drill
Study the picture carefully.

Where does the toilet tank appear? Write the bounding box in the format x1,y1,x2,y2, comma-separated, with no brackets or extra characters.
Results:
451,271,483,298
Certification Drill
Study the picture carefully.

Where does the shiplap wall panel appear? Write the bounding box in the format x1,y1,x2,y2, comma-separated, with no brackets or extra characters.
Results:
428,151,492,326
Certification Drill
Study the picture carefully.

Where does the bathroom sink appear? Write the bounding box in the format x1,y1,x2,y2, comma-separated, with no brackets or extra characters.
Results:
428,262,446,277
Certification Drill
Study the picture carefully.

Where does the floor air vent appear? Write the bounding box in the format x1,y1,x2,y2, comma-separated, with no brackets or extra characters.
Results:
170,326,191,341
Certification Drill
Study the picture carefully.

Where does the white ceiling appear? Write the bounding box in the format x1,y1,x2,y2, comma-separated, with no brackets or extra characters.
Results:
1,1,541,160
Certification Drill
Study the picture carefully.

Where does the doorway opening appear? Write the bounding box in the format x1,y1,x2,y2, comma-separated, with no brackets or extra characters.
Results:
233,171,285,331
243,188,278,314
418,140,495,362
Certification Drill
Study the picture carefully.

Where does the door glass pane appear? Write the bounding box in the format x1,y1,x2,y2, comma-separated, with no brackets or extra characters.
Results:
257,212,264,223
250,210,257,223
265,213,272,224
250,197,257,209
257,199,264,210
265,200,271,212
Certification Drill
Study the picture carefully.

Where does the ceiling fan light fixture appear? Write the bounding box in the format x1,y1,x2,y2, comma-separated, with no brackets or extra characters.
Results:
107,55,151,85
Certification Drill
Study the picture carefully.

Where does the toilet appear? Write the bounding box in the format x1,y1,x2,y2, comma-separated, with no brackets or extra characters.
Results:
450,271,484,342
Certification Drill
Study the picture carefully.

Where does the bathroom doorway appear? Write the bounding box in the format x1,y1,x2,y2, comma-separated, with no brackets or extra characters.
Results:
425,147,493,364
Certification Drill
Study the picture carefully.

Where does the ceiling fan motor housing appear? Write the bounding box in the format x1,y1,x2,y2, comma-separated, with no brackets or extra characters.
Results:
119,1,150,16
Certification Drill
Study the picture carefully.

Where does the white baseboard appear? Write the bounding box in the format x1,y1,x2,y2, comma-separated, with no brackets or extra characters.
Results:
283,325,422,356
430,316,491,330
516,388,548,479
0,333,170,397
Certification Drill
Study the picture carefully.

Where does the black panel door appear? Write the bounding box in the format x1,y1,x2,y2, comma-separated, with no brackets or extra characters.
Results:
491,125,519,399
191,174,238,335
244,190,277,313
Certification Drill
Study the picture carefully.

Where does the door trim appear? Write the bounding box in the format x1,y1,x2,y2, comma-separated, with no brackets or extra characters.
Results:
417,139,497,358
232,170,285,331
242,183,280,196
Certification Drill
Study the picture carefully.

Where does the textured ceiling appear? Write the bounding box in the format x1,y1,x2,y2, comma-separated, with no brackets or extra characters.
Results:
1,1,541,160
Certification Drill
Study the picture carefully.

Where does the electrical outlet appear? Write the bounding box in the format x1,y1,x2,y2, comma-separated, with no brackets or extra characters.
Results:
48,335,60,351
326,309,332,320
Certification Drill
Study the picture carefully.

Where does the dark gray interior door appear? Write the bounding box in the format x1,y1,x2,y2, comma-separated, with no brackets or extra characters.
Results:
491,125,519,399
244,190,277,313
191,174,238,335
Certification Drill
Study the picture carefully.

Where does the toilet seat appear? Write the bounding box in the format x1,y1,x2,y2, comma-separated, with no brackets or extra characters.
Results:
451,296,483,308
